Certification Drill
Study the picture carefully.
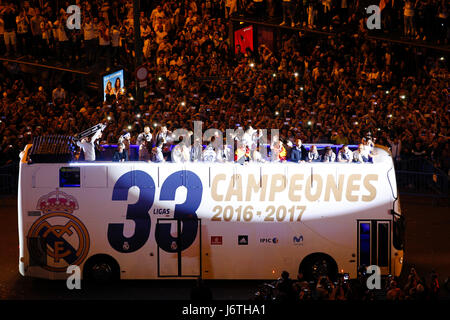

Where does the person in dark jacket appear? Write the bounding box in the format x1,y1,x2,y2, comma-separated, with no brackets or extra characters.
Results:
290,139,307,163
112,143,128,162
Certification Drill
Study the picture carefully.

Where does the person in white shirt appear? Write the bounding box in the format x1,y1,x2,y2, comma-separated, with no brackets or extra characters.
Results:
55,18,69,62
171,141,190,163
52,83,66,104
353,144,366,163
83,16,96,65
225,0,237,18
387,137,401,162
16,10,29,55
308,145,321,162
110,24,120,66
361,137,374,161
155,23,167,45
137,126,152,146
150,5,165,29
152,141,165,163
337,145,353,163
202,144,218,162
77,129,102,161
98,20,111,69
322,146,336,162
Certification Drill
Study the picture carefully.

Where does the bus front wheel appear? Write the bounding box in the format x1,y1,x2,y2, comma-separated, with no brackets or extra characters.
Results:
299,253,338,282
83,254,120,283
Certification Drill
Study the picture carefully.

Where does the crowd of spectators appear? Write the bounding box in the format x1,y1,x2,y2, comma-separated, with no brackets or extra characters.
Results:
254,266,445,301
236,0,449,44
0,0,448,174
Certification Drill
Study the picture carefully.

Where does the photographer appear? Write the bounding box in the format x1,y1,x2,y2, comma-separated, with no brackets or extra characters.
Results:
316,276,334,300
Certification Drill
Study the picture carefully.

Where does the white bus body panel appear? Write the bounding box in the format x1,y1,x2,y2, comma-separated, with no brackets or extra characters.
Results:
18,147,402,280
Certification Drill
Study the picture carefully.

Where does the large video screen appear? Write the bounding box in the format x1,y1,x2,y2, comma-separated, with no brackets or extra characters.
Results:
103,69,124,101
234,25,253,54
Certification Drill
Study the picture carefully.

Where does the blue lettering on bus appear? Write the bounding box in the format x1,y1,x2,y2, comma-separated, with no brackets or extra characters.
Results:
107,170,202,253
155,170,203,252
108,170,155,253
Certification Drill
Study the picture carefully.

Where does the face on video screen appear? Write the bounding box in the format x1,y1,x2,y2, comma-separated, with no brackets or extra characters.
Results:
103,70,124,101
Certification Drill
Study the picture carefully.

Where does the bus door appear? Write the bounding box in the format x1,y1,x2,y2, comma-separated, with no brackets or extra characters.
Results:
357,220,391,274
157,218,202,277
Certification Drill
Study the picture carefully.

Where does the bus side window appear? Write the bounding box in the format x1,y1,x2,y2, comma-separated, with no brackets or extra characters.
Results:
60,167,81,188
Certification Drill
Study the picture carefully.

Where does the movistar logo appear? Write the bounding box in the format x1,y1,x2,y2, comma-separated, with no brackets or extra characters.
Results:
293,235,304,245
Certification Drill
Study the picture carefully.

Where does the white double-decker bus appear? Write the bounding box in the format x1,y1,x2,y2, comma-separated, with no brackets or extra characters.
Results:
18,143,404,281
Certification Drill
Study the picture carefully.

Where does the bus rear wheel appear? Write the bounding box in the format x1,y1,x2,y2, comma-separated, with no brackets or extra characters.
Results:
83,254,120,283
299,253,338,282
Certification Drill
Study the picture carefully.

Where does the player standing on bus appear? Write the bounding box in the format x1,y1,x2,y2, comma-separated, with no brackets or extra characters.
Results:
76,128,102,161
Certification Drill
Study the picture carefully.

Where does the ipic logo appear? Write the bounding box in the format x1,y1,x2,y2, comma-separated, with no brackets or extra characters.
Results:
366,265,381,290
66,5,81,30
260,237,279,244
66,265,81,290
366,5,381,30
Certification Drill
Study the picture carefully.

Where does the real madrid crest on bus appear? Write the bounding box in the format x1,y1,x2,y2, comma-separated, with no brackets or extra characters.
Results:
27,189,90,272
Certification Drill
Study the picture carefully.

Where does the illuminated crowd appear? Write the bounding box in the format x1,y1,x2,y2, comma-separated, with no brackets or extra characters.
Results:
0,0,448,173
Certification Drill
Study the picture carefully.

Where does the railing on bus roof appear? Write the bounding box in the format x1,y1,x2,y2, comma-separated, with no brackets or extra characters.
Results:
97,144,361,162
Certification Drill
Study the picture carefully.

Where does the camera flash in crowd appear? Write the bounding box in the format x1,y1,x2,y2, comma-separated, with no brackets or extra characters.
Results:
440,57,445,61
294,72,299,77
128,125,132,130
181,101,186,106
107,116,111,121
272,73,276,77
136,114,141,118
153,123,157,127
307,121,312,126
300,87,304,91
249,62,255,68
388,114,393,118
158,77,162,81
385,90,389,94
275,111,279,116
400,95,406,100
